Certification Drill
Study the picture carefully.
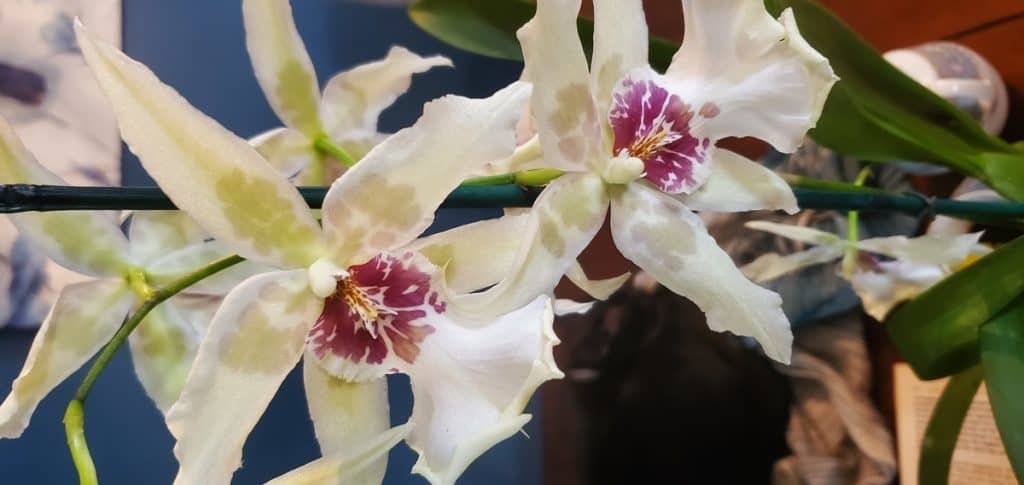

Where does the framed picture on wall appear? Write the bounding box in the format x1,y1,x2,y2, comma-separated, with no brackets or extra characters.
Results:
0,0,121,328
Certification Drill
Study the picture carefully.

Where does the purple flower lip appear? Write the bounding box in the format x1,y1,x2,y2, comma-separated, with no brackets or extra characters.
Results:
0,62,46,106
309,253,440,368
609,76,709,194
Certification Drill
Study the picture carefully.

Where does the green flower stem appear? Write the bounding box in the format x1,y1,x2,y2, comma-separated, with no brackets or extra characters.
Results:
461,173,518,186
513,168,564,186
312,135,358,168
842,167,874,276
63,254,245,485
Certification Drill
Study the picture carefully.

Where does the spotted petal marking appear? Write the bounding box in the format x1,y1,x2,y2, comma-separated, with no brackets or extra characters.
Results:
609,74,710,194
308,252,443,382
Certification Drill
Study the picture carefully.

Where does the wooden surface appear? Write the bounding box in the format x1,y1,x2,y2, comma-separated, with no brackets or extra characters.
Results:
544,2,1024,484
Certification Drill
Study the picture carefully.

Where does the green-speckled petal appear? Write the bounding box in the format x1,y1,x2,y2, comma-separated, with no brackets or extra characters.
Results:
166,270,321,484
0,279,134,438
302,355,391,484
243,0,323,137
320,82,531,265
321,46,452,140
0,115,131,277
77,23,325,269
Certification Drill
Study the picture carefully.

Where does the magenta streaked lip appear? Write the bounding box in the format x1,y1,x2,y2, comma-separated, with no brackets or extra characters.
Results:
609,76,710,194
308,252,441,367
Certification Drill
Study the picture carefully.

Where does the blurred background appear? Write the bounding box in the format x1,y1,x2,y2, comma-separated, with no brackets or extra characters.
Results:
0,0,1022,484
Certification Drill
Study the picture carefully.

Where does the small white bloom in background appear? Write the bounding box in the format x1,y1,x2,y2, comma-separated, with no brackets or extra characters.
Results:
742,221,990,321
456,0,838,364
244,0,451,184
77,19,570,484
0,116,258,436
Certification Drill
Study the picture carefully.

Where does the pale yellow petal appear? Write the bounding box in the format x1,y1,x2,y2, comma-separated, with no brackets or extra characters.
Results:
321,46,452,140
249,127,319,182
855,232,983,266
565,262,629,301
128,299,211,413
452,173,609,320
302,356,390,485
0,279,133,437
76,23,325,269
320,82,531,265
243,0,323,136
266,424,412,485
744,220,843,247
128,211,209,265
0,115,131,277
741,246,844,283
166,270,321,485
406,212,530,293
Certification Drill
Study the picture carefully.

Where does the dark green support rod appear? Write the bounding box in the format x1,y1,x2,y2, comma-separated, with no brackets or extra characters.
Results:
2,184,1024,221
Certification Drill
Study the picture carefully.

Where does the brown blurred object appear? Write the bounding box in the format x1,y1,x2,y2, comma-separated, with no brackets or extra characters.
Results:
544,1,1024,484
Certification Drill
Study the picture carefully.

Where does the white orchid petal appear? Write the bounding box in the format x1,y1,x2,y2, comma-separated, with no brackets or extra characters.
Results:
611,183,792,363
302,355,390,484
518,0,603,171
745,220,843,247
476,136,548,176
741,246,844,283
679,149,798,214
453,173,609,319
320,82,531,265
128,299,211,413
128,211,209,265
405,297,561,485
855,232,983,266
565,262,629,300
0,116,131,277
321,46,452,140
591,0,648,116
250,127,319,181
76,23,325,270
266,424,412,485
553,299,596,316
166,270,321,485
849,262,944,321
666,2,837,152
0,280,133,438
242,0,323,136
407,212,530,293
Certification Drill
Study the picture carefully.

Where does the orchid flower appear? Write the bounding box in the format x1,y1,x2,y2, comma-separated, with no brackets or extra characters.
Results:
742,221,990,320
456,0,837,363
244,0,451,184
77,23,562,485
0,115,253,436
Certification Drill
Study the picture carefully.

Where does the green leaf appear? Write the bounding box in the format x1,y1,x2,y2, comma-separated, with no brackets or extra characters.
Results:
409,0,1024,201
887,236,1024,379
919,365,984,485
980,299,1024,481
407,0,677,73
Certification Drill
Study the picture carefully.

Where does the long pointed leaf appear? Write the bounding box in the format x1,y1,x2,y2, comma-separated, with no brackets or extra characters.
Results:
919,365,984,485
979,298,1024,481
887,236,1024,379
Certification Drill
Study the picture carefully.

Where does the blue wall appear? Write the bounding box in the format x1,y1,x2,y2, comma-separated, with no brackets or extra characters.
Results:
0,1,541,483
